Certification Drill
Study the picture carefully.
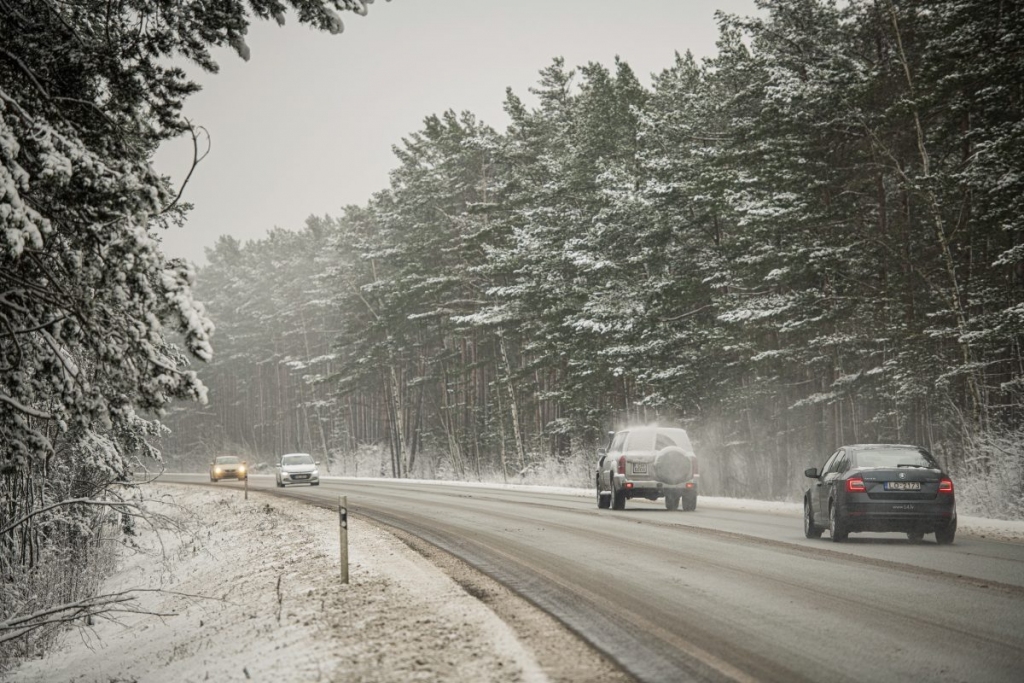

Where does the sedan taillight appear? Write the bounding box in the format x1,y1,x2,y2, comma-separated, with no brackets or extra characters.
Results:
939,477,954,494
617,456,626,475
846,477,866,493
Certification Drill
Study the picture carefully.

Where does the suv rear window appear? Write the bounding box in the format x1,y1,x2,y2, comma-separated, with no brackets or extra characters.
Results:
622,428,693,454
625,430,656,452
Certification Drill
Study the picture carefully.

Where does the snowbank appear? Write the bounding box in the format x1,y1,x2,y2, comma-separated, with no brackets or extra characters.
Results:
7,485,547,683
323,476,1024,541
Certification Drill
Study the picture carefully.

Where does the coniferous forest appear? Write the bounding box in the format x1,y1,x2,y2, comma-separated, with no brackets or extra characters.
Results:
161,1,1024,516
0,0,371,664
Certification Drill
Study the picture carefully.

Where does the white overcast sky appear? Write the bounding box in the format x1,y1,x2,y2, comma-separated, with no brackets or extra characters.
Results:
153,0,759,265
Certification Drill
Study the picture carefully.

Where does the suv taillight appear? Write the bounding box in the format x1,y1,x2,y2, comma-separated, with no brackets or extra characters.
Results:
939,477,954,493
617,456,626,475
846,477,866,493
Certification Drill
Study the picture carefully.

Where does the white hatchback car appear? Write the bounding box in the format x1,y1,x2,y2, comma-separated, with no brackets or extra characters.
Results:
275,453,320,487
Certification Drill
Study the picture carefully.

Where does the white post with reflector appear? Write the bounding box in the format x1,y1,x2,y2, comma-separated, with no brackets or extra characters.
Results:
339,495,349,584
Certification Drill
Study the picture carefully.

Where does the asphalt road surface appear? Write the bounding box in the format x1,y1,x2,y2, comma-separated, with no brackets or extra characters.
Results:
162,474,1024,683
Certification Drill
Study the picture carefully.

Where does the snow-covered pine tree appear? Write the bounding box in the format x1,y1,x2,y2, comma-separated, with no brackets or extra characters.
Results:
0,0,384,664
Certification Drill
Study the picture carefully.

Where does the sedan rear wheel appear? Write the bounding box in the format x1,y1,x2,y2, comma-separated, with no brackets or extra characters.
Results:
829,501,848,542
935,518,957,545
804,499,824,539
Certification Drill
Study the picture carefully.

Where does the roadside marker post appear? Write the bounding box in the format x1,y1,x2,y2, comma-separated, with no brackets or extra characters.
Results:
339,495,349,584
244,475,248,500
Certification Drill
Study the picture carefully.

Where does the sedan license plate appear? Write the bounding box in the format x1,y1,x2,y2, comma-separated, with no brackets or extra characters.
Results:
631,463,648,475
884,481,921,491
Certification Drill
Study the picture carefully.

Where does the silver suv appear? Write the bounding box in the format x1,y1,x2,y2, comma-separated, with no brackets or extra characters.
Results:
596,426,699,510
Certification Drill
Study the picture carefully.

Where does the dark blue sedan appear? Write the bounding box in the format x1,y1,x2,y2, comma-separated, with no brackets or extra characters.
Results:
803,444,956,544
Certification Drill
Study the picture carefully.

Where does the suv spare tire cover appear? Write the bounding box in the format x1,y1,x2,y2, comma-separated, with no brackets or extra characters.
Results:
655,446,692,485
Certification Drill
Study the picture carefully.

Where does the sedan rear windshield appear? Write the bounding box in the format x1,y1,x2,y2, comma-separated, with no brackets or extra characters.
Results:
853,448,937,469
282,454,314,466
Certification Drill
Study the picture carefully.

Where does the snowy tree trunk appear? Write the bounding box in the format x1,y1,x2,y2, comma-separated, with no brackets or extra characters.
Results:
499,331,527,472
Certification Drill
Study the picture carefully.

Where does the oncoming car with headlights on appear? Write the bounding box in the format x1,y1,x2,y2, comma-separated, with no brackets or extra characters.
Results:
275,453,320,487
209,456,247,482
803,444,956,544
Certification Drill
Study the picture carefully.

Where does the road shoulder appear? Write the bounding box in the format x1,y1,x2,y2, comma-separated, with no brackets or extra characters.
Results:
7,483,623,683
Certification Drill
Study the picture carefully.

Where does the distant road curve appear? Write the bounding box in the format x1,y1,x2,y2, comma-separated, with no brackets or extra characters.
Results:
161,474,1024,683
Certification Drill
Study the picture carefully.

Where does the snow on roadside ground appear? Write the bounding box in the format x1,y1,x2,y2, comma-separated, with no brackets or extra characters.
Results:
693,495,1024,541
322,477,1024,542
954,515,1024,543
689,494,1024,542
7,484,547,683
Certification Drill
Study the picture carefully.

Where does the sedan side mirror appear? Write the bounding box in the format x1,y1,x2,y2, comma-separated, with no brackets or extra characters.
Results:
804,467,819,479
315,461,320,466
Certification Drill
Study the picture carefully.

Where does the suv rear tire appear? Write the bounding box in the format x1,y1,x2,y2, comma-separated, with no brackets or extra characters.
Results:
665,492,680,510
597,477,611,509
611,485,626,510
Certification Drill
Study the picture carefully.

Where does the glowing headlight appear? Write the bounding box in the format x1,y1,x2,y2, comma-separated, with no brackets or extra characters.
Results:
214,467,222,474
238,465,246,473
